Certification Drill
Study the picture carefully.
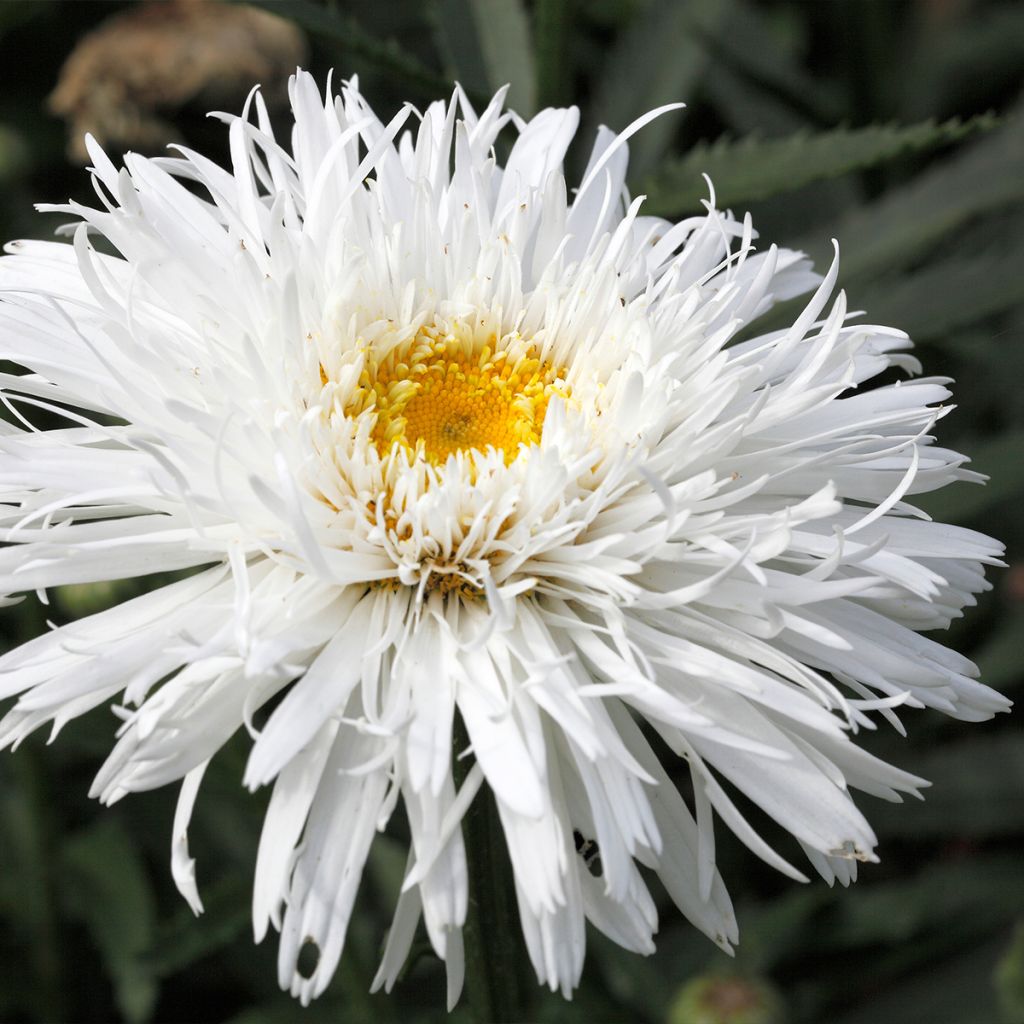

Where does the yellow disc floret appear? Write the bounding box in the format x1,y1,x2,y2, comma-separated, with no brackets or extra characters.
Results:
345,321,570,465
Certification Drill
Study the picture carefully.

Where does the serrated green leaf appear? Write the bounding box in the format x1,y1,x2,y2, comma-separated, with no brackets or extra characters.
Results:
60,816,158,1023
643,113,999,215
796,109,1024,280
587,0,732,182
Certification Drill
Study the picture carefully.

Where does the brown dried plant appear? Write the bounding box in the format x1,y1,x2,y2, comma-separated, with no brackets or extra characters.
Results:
49,0,306,162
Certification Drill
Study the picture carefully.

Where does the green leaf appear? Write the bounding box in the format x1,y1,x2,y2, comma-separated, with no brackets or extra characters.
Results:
829,855,1024,950
54,578,143,619
587,0,731,182
996,922,1024,1024
699,0,843,132
142,874,249,978
900,6,1024,122
729,887,832,973
0,124,26,182
642,114,998,216
534,0,571,109
434,0,537,116
470,0,536,116
782,857,1020,1022
60,816,158,1023
974,608,1024,693
702,62,810,139
796,109,1024,280
245,0,473,103
851,242,1024,345
867,732,1024,840
0,754,65,1022
917,430,1024,524
830,937,1005,1024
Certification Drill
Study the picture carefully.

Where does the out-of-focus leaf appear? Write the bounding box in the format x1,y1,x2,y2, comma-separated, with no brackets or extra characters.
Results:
143,875,249,978
918,430,1024,523
867,732,1024,839
470,0,536,116
643,114,998,215
700,0,842,128
534,0,570,108
54,578,141,619
795,110,1024,279
996,922,1024,1024
787,861,1021,1021
0,124,26,181
367,832,411,907
702,62,809,138
0,755,64,1022
831,937,1004,1024
0,1,44,37
526,936,643,1022
246,0,474,103
434,0,536,115
974,607,1024,693
853,242,1024,344
60,816,158,1023
829,855,1024,949
432,0,490,107
434,0,537,115
730,888,831,973
224,996,385,1024
588,0,731,181
901,6,1024,122
587,920,720,1022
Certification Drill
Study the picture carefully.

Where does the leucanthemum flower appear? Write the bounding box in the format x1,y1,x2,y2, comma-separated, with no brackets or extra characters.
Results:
0,71,1008,1007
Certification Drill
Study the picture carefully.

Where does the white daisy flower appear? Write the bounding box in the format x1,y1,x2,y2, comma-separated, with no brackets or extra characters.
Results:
0,71,1007,1008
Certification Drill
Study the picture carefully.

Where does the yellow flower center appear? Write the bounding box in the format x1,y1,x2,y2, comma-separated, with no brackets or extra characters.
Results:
346,323,570,465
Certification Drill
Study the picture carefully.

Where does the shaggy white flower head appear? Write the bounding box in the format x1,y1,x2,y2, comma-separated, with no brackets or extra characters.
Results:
0,72,1008,1006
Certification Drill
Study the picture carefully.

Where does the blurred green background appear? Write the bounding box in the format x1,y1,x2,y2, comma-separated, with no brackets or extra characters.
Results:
0,1,1022,1022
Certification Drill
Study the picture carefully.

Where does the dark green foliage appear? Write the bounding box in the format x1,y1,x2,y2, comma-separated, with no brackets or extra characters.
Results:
642,115,999,215
0,1,1021,1022
435,0,537,115
61,818,159,1023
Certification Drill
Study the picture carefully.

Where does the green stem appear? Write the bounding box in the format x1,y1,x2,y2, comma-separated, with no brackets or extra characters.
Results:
453,714,524,1023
